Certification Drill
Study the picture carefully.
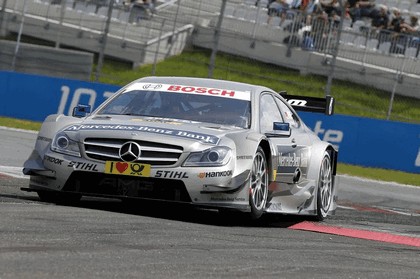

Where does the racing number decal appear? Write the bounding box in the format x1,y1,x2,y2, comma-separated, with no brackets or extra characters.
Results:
105,161,151,177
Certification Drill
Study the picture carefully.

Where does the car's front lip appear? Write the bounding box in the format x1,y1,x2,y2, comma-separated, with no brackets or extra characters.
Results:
29,147,242,186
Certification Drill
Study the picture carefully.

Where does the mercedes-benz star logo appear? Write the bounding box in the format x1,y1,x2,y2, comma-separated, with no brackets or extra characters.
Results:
119,141,142,162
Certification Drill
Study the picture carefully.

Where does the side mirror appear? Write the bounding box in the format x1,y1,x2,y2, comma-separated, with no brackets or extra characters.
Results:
72,104,91,118
265,122,291,137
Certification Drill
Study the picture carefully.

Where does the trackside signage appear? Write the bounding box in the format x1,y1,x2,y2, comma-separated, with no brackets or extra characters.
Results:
299,112,420,174
0,71,419,173
0,71,120,122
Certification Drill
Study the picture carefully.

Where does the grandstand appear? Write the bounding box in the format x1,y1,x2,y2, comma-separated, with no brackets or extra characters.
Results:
0,0,194,67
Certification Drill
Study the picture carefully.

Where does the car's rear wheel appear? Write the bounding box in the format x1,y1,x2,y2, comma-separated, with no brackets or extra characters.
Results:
315,152,333,221
249,146,269,220
37,191,82,205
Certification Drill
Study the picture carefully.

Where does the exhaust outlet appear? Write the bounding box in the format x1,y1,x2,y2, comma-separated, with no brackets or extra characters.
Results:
277,167,302,184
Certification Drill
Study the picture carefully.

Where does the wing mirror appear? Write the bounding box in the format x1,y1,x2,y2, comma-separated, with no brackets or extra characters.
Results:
72,104,91,118
265,122,291,137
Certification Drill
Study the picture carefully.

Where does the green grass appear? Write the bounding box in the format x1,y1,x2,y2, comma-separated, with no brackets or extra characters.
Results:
338,164,420,186
0,117,42,131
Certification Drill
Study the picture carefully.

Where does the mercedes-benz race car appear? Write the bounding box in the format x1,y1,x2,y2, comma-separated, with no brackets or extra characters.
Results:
23,76,338,220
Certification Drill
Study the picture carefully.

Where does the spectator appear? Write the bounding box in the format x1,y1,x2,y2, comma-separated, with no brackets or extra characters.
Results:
302,0,318,15
320,0,341,26
387,9,409,54
300,0,319,25
371,4,389,30
310,10,331,50
400,14,420,34
129,0,153,23
388,8,404,32
320,0,341,17
369,4,390,47
267,0,294,26
347,0,376,25
401,14,420,56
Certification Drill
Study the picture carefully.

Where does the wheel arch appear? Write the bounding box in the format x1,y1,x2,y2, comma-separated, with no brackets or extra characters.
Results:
307,142,337,181
310,143,338,220
259,139,272,179
325,145,338,177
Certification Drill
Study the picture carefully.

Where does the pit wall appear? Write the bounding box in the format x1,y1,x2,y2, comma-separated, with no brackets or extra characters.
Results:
1,71,418,173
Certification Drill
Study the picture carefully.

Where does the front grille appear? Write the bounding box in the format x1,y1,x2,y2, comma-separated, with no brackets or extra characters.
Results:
83,138,183,166
63,172,192,202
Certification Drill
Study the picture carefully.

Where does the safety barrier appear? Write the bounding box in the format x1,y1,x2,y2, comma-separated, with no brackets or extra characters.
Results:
0,71,418,173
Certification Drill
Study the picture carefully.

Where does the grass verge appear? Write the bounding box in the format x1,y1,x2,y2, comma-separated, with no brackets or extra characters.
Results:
338,163,420,187
1,116,418,186
0,117,42,131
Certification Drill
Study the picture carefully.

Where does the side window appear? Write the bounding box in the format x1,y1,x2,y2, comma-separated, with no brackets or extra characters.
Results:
275,97,300,128
260,94,284,133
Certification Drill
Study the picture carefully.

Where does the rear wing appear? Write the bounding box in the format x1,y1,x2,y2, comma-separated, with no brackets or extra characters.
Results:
279,92,335,115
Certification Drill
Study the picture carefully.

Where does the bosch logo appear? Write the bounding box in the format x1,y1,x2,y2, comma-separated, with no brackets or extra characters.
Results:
142,84,162,90
119,141,142,162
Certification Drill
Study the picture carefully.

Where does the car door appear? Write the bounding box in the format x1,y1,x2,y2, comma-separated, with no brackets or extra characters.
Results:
259,93,311,185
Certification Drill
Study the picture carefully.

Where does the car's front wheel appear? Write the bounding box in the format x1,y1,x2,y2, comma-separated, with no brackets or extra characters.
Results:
315,152,333,221
249,146,269,220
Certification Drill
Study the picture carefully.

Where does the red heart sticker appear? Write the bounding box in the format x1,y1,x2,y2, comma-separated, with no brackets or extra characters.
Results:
116,162,128,173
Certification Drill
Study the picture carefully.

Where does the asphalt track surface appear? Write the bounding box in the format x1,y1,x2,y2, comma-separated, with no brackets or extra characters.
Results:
0,127,419,278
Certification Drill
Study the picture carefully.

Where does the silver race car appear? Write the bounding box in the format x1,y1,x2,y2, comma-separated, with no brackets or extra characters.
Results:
23,76,338,220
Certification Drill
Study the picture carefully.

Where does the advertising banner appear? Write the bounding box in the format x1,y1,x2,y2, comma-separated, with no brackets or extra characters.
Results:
300,112,420,174
0,71,119,122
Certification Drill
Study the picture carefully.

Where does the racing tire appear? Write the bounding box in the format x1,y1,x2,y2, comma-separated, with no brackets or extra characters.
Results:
315,152,333,221
248,146,269,220
37,191,82,205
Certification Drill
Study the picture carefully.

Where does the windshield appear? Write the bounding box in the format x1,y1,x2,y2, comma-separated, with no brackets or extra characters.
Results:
97,90,251,128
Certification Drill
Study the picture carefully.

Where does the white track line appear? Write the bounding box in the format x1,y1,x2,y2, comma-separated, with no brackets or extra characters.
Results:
337,205,420,217
0,166,28,179
0,126,38,134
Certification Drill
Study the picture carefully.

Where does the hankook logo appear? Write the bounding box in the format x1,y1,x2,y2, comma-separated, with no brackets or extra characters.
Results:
119,142,141,162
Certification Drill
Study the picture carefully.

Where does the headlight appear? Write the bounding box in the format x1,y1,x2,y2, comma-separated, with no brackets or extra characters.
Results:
183,146,232,167
51,132,81,157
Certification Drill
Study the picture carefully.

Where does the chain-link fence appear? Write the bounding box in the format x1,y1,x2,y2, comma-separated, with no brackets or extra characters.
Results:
0,0,419,123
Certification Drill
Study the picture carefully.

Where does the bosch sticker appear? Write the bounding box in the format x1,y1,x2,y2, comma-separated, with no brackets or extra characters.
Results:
125,83,251,101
